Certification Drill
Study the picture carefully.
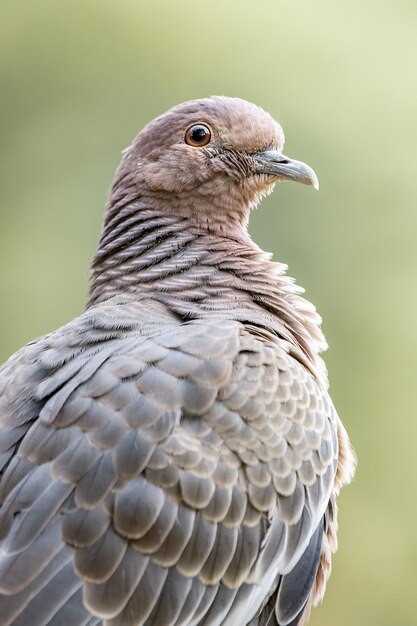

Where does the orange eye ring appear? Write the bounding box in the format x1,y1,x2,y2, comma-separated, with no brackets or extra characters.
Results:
184,124,212,147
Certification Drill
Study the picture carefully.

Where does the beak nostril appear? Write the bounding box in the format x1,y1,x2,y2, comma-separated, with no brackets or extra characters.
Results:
253,150,318,189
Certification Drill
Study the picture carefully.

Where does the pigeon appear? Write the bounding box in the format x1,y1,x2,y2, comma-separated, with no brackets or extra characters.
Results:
0,96,355,626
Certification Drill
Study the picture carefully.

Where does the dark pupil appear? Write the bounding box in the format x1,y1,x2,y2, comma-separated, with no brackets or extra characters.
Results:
191,126,208,143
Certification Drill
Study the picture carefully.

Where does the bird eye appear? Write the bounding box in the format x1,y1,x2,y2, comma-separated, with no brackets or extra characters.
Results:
184,124,212,147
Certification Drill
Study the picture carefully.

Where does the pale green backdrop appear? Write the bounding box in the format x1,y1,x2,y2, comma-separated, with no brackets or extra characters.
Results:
1,2,416,625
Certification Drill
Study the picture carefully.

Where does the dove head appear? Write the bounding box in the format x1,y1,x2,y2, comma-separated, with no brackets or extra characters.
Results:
110,96,318,232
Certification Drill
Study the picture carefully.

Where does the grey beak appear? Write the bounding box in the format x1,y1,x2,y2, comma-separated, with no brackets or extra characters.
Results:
253,149,319,190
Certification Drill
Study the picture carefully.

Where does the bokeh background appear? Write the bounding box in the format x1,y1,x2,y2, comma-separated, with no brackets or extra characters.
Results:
1,1,416,625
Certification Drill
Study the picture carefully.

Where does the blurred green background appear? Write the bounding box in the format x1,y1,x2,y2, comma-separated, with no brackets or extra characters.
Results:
1,1,416,625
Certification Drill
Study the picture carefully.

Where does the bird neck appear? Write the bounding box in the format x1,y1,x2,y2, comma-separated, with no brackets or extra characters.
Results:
88,200,327,375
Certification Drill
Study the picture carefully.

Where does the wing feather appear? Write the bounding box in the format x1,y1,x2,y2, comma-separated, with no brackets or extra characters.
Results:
0,307,346,625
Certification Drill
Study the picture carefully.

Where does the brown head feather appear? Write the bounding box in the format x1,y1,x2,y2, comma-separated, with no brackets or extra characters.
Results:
90,96,326,381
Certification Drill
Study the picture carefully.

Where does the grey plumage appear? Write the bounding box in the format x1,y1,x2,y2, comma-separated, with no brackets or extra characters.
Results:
0,96,355,625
